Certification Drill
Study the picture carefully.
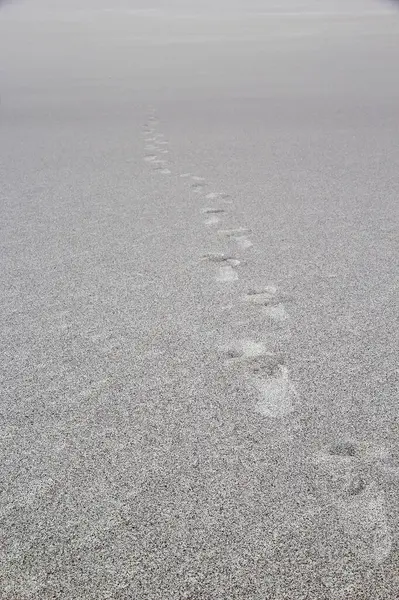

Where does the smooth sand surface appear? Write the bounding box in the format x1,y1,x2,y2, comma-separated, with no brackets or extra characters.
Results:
1,1,399,598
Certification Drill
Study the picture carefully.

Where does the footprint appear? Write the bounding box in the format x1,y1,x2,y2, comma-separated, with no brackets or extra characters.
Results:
206,192,230,199
221,339,268,361
239,340,269,358
192,176,205,182
216,265,239,282
264,304,290,322
203,209,225,225
241,340,268,358
180,173,192,178
218,227,251,238
205,215,221,226
336,484,392,565
234,236,253,250
160,168,171,175
144,155,157,162
310,442,393,562
253,365,297,419
245,288,292,308
192,183,206,193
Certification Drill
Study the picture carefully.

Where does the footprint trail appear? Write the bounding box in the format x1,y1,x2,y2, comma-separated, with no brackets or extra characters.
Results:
141,106,395,570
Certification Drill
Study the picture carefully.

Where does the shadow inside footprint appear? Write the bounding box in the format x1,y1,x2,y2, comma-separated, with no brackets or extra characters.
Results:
223,349,242,360
218,227,251,238
249,353,286,377
246,289,293,307
329,442,357,458
204,208,225,214
202,253,240,266
347,476,367,496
